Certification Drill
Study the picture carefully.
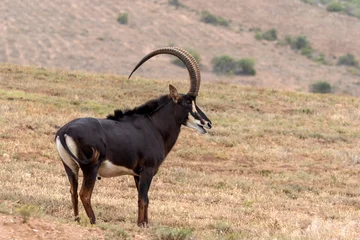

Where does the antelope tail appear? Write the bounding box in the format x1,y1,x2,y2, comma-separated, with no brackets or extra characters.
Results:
58,134,100,165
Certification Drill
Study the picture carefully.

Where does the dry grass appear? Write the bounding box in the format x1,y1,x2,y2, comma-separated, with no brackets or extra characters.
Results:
1,63,360,239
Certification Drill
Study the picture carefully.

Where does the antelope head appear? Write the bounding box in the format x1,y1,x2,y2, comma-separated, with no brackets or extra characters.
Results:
129,47,212,134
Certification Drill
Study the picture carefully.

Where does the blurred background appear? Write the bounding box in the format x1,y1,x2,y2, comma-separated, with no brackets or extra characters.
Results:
1,0,360,95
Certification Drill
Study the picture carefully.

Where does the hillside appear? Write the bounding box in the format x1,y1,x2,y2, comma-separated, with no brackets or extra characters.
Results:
1,0,360,95
1,64,360,239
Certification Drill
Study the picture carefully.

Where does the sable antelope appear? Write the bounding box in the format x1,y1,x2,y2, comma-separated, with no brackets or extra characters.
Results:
55,47,212,227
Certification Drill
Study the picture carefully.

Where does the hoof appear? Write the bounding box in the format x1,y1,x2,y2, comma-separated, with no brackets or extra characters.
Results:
138,222,149,228
74,216,80,222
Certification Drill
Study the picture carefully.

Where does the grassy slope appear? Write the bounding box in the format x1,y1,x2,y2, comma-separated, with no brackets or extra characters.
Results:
1,64,360,239
2,0,360,95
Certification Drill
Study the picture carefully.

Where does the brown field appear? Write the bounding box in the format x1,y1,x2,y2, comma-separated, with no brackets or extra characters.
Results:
1,0,360,95
1,64,360,239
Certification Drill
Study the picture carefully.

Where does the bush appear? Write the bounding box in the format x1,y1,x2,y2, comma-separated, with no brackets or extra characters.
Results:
284,35,330,64
337,53,359,67
291,36,310,50
200,11,229,27
315,53,329,65
238,58,256,75
172,49,201,68
117,13,128,25
301,47,313,58
255,28,277,41
302,0,360,19
263,28,278,41
327,2,344,12
345,3,360,19
212,55,237,75
310,81,332,94
211,55,256,76
168,0,183,8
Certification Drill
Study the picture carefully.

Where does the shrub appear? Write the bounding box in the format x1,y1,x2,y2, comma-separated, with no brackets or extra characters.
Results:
212,55,237,75
117,13,128,25
327,2,344,12
315,53,329,65
310,81,332,94
301,0,315,3
284,35,330,64
200,11,229,27
337,53,359,67
263,28,278,41
345,4,360,19
172,49,201,68
256,28,278,41
302,0,360,19
300,47,313,58
291,36,311,50
285,35,310,50
168,0,183,8
255,31,263,40
211,55,256,76
238,58,256,75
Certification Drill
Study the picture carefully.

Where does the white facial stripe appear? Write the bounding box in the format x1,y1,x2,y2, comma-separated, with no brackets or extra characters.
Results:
98,160,138,178
56,136,79,175
192,101,197,113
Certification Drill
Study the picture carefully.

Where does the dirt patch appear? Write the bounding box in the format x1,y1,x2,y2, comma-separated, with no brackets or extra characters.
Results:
0,214,104,240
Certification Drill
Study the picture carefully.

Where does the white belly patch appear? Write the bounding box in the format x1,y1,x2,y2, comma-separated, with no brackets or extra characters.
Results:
98,160,138,178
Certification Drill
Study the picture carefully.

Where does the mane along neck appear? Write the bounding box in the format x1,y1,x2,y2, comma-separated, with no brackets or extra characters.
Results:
107,95,170,121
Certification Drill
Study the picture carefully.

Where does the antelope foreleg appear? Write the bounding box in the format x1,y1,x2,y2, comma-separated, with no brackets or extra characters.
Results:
137,168,154,227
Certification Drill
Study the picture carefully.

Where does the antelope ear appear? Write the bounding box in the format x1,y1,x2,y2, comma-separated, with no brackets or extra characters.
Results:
169,84,180,102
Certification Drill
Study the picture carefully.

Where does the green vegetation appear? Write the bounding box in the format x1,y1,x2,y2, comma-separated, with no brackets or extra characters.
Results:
16,204,42,223
337,53,359,67
284,35,358,67
172,48,201,68
211,55,235,75
98,223,129,239
200,10,229,27
238,58,256,75
301,0,360,19
117,13,128,25
168,0,184,8
327,2,344,12
211,55,256,75
309,81,332,93
285,35,329,64
286,35,311,51
156,227,193,240
255,28,278,41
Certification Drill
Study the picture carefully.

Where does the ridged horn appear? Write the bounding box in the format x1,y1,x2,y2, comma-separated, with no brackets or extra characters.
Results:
128,47,201,96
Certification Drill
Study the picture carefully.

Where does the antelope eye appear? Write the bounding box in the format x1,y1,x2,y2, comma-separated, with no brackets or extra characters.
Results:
185,99,192,105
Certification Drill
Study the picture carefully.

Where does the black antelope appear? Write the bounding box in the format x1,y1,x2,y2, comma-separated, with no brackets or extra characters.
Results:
55,47,212,227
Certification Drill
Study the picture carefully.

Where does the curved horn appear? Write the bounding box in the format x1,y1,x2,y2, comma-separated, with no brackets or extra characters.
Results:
128,47,201,96
173,47,201,94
